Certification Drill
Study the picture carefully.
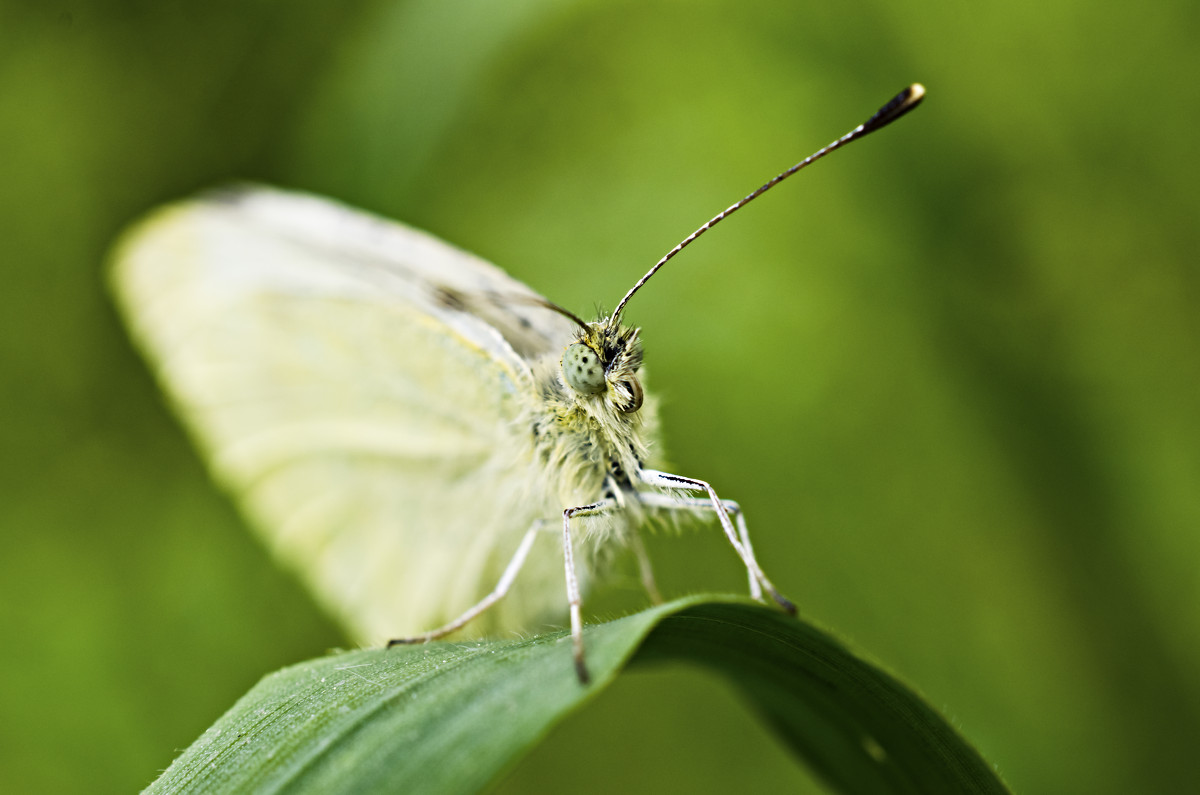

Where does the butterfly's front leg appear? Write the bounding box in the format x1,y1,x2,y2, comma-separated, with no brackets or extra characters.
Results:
638,469,795,615
561,497,616,684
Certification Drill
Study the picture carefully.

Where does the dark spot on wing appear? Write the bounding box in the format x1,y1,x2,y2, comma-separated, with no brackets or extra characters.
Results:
433,286,571,359
433,286,468,311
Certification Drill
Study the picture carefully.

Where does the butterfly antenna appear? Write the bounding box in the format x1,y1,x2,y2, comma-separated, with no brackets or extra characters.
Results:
496,292,592,332
611,83,925,322
535,298,592,332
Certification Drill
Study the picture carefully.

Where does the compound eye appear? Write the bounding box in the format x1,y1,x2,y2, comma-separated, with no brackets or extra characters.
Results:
562,343,607,395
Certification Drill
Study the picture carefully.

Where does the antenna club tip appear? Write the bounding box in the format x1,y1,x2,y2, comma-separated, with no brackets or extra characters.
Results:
908,83,926,100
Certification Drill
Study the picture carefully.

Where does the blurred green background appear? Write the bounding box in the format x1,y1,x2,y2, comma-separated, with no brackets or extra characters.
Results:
2,0,1198,792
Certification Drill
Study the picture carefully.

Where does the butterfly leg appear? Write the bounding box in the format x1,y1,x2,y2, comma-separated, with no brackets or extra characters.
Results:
627,529,664,604
636,491,761,600
602,475,662,604
562,498,614,684
638,469,794,614
387,519,548,646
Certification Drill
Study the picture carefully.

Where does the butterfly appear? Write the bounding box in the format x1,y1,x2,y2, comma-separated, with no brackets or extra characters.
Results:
111,84,923,682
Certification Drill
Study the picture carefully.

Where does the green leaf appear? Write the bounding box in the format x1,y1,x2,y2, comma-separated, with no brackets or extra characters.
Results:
147,597,1007,794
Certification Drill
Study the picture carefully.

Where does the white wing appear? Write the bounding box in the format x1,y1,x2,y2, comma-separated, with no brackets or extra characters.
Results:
111,186,580,643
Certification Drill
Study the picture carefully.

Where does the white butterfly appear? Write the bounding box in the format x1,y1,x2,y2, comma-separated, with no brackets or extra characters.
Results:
111,85,923,681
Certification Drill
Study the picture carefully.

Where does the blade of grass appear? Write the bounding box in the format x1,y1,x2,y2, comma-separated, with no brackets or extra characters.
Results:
147,596,1007,794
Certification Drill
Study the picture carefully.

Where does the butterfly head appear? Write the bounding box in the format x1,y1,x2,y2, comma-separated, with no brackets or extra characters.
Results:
561,318,643,414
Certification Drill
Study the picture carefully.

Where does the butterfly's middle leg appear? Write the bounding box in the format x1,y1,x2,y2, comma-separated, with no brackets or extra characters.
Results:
636,491,761,600
387,518,552,647
638,468,795,615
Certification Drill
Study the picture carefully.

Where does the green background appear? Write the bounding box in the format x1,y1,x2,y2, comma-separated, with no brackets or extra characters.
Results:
2,1,1197,792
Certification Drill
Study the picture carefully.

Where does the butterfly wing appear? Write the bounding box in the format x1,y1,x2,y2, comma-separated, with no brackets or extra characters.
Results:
111,186,580,643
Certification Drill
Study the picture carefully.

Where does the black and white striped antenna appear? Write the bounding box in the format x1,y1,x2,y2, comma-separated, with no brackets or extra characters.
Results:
611,83,925,322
